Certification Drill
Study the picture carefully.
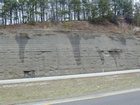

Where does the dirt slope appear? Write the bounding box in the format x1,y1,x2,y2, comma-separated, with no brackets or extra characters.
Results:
0,21,131,32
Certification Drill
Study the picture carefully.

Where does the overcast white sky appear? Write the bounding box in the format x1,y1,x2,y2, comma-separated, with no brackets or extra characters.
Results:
135,0,140,3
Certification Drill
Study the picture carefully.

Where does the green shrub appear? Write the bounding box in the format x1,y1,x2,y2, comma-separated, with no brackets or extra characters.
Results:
64,22,72,29
46,23,50,28
28,20,36,25
89,16,109,25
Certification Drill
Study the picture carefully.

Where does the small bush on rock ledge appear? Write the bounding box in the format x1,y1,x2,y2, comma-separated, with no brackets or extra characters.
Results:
28,20,36,25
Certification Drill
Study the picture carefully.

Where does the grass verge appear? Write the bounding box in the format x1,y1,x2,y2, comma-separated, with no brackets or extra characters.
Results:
0,73,140,105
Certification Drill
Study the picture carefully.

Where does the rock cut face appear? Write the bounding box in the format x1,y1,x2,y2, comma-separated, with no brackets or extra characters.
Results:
0,30,140,79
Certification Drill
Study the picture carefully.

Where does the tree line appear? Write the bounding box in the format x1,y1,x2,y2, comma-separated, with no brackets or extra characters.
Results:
0,0,140,26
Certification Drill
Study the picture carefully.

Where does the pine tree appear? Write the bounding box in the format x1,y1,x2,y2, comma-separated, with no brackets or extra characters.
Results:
134,3,140,26
70,0,81,20
123,0,133,23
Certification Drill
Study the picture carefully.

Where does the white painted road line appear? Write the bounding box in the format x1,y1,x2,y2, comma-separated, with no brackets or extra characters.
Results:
0,69,140,84
18,88,140,105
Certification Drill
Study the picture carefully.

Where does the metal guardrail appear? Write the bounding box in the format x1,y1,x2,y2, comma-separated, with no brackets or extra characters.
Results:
0,69,140,84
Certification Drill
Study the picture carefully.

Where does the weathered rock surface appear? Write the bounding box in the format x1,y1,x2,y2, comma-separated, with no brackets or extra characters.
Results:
0,30,140,79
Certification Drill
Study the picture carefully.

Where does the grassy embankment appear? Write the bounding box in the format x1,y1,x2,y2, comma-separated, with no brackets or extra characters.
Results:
0,73,140,105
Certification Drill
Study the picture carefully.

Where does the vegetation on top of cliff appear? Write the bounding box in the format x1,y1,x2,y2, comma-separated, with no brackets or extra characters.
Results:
0,0,139,27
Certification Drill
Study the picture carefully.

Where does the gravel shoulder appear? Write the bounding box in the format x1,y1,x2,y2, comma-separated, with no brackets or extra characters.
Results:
0,73,140,105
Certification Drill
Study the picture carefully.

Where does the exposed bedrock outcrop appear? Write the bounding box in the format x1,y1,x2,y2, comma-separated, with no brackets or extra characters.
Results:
0,30,140,79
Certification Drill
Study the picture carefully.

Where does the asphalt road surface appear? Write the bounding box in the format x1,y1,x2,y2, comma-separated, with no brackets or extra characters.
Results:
51,90,140,105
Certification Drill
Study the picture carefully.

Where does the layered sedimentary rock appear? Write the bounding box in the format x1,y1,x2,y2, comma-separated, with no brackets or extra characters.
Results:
0,30,140,79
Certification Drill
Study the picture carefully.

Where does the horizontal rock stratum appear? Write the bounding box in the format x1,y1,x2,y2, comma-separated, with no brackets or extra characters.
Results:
0,30,140,79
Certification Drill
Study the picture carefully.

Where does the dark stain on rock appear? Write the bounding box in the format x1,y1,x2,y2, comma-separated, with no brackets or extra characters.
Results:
118,37,126,45
109,36,115,40
15,33,30,63
82,36,95,40
68,35,81,65
67,33,95,65
97,51,104,64
109,50,121,67
109,37,126,45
